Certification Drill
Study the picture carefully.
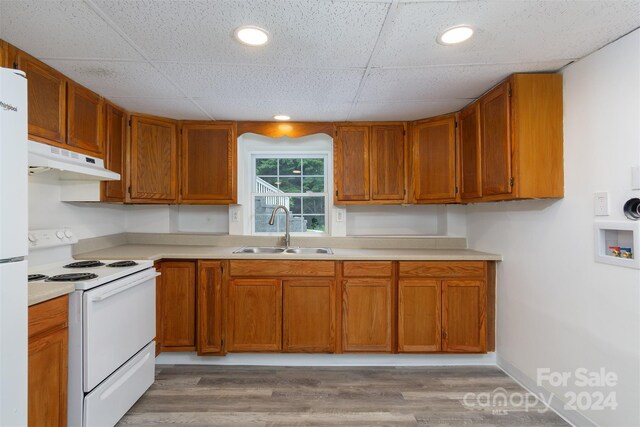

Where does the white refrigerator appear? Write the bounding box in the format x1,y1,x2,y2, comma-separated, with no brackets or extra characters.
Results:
0,67,28,426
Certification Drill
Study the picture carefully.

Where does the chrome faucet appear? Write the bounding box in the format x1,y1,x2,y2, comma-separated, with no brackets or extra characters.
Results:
268,205,291,248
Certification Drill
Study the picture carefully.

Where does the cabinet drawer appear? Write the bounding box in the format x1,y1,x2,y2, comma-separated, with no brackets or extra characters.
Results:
28,295,68,339
343,261,392,277
229,260,335,277
399,261,485,278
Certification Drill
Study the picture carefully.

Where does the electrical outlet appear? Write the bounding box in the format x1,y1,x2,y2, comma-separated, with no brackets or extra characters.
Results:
594,192,609,216
336,209,345,222
231,209,239,222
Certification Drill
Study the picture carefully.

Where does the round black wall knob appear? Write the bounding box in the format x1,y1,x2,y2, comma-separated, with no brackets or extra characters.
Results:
623,198,640,220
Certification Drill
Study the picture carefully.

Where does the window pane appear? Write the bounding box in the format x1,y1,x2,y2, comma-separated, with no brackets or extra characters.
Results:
279,158,301,175
256,158,277,175
256,176,279,191
289,197,302,215
303,158,324,175
304,215,325,232
279,177,301,193
302,196,325,214
303,177,324,193
254,214,276,233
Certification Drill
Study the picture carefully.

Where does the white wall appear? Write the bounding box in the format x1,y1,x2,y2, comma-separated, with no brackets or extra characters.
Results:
466,30,640,426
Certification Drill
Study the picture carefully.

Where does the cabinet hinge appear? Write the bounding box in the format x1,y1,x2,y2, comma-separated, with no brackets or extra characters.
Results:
128,186,132,195
221,265,224,274
128,119,132,127
509,177,514,187
455,186,459,194
12,62,18,69
441,330,447,340
335,190,338,197
508,87,512,97
221,339,224,347
403,129,406,136
455,121,458,128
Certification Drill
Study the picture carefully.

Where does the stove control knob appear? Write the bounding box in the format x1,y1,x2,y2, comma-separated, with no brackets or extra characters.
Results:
56,230,64,239
28,233,36,243
64,230,73,239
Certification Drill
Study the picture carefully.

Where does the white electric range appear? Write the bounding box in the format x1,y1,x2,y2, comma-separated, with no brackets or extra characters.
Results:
28,230,158,427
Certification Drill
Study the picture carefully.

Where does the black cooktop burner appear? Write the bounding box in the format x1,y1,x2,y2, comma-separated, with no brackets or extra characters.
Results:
106,261,139,268
46,273,99,282
64,260,105,269
28,274,49,282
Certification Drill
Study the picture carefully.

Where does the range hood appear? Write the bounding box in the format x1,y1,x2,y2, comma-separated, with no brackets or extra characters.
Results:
28,140,120,181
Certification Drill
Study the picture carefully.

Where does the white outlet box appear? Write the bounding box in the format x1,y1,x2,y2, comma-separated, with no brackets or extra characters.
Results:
594,192,609,216
231,209,240,222
336,209,345,222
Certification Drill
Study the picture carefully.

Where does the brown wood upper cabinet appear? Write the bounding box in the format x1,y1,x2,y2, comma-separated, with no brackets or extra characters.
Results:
67,81,103,154
158,261,196,352
28,295,68,427
12,47,67,147
197,261,224,355
410,114,458,203
459,102,482,200
180,122,237,204
478,74,563,201
101,102,127,202
129,114,178,203
334,123,406,204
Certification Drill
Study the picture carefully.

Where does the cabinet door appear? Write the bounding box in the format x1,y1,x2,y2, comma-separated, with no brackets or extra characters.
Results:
398,280,441,353
160,261,196,350
67,82,103,155
228,279,282,352
459,102,482,200
28,327,68,427
481,81,512,197
13,49,66,145
334,126,369,202
442,280,486,353
102,103,127,201
411,115,457,203
283,279,335,353
180,123,236,204
130,115,178,202
370,125,405,201
197,261,223,355
342,279,392,352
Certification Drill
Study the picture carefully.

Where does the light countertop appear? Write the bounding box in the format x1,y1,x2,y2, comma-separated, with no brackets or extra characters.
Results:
28,282,75,307
75,244,502,262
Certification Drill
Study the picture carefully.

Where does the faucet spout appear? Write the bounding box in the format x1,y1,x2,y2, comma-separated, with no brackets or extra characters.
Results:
268,205,291,248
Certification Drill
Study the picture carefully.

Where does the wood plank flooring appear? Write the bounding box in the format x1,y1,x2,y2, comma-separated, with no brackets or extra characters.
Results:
118,365,568,426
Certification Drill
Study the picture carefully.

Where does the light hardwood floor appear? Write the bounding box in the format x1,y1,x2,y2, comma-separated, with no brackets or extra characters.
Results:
118,365,568,426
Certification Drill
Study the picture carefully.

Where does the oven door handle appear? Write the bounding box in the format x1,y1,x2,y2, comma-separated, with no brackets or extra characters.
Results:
90,272,160,302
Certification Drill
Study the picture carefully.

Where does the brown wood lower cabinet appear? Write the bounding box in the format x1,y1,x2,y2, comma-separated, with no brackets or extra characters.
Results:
398,262,488,353
342,278,393,352
197,261,224,355
283,279,335,353
28,295,68,427
159,261,196,352
227,279,282,352
397,279,441,352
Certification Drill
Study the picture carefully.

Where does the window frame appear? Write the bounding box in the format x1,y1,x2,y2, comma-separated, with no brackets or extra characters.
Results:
250,153,330,236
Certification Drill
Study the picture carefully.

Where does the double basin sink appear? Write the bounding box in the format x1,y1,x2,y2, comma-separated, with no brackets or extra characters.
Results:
233,246,333,255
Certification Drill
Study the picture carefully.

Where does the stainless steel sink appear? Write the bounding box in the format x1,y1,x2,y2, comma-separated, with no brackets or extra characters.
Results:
233,246,333,255
233,247,286,254
284,247,333,254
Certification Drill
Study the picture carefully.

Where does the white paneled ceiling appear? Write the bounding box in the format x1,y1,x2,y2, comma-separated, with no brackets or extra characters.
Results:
1,0,639,121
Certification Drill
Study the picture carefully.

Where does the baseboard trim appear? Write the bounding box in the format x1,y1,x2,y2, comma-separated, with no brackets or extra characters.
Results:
496,354,598,427
156,352,496,367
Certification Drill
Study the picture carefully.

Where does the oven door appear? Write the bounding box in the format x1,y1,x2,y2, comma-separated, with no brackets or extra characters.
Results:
83,268,158,392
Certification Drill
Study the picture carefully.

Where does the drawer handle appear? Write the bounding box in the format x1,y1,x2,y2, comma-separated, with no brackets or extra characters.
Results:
90,272,159,302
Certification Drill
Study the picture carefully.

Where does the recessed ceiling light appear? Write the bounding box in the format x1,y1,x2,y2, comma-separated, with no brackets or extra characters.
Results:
273,115,291,121
437,25,474,45
234,26,269,46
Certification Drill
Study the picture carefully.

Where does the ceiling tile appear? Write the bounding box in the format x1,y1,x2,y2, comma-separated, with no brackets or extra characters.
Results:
360,60,571,102
0,0,141,60
349,99,469,121
195,98,352,122
156,62,364,103
374,1,640,67
43,60,183,98
108,97,210,120
92,0,389,67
